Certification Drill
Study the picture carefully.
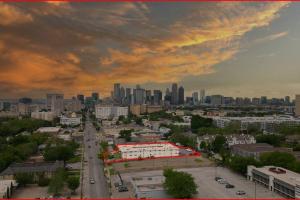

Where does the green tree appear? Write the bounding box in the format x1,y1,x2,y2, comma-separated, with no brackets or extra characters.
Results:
67,176,80,194
48,169,66,195
191,115,213,133
212,135,226,153
100,141,109,151
200,141,207,150
44,145,74,165
119,129,133,142
260,152,296,169
163,168,197,198
255,134,284,147
225,155,260,175
15,173,34,186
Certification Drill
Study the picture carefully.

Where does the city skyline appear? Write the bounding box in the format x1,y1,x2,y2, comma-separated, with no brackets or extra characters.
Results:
1,2,300,98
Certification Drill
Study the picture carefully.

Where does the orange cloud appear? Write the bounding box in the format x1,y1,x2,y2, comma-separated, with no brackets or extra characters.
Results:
0,3,33,26
0,2,290,98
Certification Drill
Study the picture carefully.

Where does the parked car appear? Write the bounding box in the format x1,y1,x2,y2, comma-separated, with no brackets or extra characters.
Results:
90,178,95,184
114,182,122,188
218,179,227,184
236,190,246,195
215,177,222,181
118,186,128,192
225,184,235,188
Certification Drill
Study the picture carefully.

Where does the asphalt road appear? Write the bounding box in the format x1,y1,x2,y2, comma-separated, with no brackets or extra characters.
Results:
83,118,109,198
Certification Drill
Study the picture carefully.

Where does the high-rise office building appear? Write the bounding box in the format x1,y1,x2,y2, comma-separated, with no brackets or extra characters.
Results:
153,90,162,105
200,89,205,103
46,94,64,115
92,92,99,101
77,94,85,104
192,92,198,105
145,90,152,104
120,87,125,103
114,83,121,102
125,88,131,105
223,97,234,105
164,88,171,103
295,95,300,117
236,97,244,105
135,85,145,104
285,96,290,105
252,98,260,105
19,97,32,104
260,96,267,105
211,95,223,106
171,83,178,105
178,86,184,105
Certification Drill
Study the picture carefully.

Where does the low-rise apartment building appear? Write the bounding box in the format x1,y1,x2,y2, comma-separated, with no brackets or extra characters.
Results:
231,143,292,160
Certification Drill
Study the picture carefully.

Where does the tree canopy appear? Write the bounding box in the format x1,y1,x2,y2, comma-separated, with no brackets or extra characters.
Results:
119,129,133,142
67,176,80,194
163,168,197,198
211,135,226,153
191,115,213,133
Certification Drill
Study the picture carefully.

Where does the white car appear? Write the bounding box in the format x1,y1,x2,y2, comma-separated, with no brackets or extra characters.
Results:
90,178,95,184
236,190,246,195
218,179,227,184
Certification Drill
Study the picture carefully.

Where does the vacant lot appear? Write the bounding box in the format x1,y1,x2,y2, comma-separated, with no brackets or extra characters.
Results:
112,156,213,172
118,167,282,198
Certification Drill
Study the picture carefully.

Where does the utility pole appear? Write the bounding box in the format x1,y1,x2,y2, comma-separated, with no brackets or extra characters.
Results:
254,181,257,199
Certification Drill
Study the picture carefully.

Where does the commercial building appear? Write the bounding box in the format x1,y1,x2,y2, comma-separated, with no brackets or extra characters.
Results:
77,94,84,104
171,83,178,105
178,86,184,105
60,112,81,126
247,165,300,198
46,93,64,115
192,92,198,105
153,90,162,105
31,111,55,121
211,95,223,106
231,143,292,160
296,95,300,117
200,89,205,103
95,105,128,119
113,83,121,103
131,175,170,198
117,142,180,159
135,85,145,105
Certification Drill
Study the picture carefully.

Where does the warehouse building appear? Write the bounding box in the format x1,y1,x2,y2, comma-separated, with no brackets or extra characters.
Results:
247,165,300,198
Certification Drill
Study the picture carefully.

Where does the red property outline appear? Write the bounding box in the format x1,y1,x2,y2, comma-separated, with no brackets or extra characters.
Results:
105,141,201,164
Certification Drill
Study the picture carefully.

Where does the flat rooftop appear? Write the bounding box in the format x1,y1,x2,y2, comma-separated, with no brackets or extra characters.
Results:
117,142,179,152
252,166,300,186
131,175,165,192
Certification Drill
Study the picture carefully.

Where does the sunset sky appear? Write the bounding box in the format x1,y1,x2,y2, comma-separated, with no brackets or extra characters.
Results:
0,2,300,98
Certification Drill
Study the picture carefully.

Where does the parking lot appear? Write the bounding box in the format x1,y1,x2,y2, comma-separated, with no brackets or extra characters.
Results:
118,167,282,198
112,156,214,173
